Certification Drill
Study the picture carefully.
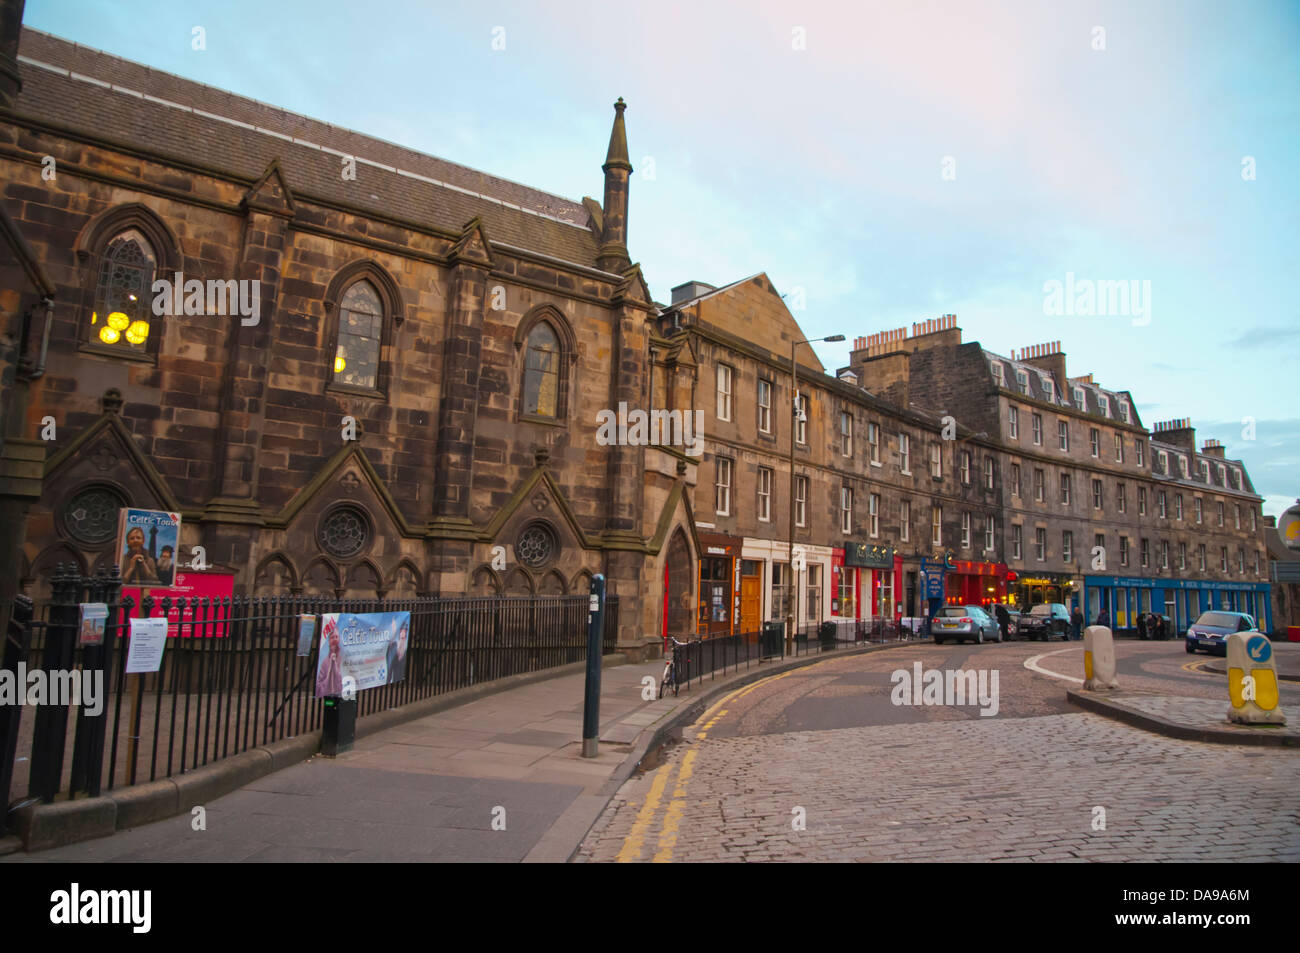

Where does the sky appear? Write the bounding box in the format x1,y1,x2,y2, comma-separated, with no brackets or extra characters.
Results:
22,0,1300,518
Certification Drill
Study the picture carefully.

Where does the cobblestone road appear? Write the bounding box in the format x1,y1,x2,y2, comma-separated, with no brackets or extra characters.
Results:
577,644,1300,862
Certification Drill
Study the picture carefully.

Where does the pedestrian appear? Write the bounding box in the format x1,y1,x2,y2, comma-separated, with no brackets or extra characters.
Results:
1096,607,1110,629
1070,604,1083,641
995,603,1010,641
1137,611,1147,640
1155,614,1168,641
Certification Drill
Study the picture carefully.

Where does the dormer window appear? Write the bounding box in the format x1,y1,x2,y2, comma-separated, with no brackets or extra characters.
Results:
1073,386,1086,408
1099,395,1110,417
991,361,1005,386
1041,377,1054,402
1015,369,1029,395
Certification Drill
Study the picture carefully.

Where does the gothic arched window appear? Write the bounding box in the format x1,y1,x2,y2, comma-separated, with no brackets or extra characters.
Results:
332,280,383,391
89,229,156,352
523,323,560,418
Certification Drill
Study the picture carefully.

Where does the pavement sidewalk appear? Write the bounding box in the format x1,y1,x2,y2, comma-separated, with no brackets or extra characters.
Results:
1,650,793,863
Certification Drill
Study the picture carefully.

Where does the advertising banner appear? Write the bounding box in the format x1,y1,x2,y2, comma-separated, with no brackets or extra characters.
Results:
123,571,236,636
116,508,182,587
314,611,411,698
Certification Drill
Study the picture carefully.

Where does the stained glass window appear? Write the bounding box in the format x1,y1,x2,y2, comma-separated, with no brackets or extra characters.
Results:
332,281,383,390
523,323,560,417
90,229,155,351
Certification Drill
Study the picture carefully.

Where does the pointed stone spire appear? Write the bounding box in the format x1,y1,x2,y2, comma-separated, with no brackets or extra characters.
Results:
597,98,632,273
603,97,632,174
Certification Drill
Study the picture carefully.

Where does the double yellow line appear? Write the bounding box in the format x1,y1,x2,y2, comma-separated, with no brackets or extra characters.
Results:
616,669,798,863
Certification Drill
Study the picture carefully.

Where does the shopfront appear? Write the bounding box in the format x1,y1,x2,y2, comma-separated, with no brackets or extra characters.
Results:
1011,572,1079,611
1083,575,1273,635
842,543,901,619
697,532,742,638
945,559,1007,609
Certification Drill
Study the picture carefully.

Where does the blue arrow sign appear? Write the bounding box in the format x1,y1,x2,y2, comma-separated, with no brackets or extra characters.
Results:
1246,635,1271,663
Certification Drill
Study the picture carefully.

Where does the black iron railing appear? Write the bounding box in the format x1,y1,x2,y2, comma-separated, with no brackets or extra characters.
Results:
1,566,619,828
666,616,919,694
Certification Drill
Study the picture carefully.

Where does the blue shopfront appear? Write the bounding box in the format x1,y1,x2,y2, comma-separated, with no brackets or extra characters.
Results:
1082,575,1272,635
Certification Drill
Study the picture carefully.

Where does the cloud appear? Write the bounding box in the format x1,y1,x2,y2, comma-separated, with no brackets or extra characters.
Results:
1224,326,1300,349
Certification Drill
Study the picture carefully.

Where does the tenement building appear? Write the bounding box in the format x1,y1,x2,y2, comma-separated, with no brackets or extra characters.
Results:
845,326,1271,633
0,23,698,655
658,281,1002,637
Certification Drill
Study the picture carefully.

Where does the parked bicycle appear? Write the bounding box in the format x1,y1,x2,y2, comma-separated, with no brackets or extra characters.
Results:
659,637,693,698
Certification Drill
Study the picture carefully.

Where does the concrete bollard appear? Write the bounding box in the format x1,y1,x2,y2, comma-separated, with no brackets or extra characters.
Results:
1226,632,1285,726
1083,625,1119,691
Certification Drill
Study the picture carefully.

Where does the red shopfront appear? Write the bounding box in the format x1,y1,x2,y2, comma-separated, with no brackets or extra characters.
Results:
945,559,1007,609
697,532,743,638
837,543,903,619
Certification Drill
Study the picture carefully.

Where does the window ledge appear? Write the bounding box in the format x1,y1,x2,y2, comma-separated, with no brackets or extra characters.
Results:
327,382,387,400
79,341,156,364
518,413,568,429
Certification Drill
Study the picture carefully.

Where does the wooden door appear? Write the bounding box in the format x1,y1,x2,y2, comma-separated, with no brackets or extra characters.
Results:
741,574,761,635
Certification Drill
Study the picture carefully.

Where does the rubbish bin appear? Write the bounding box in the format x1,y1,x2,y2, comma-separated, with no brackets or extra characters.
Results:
819,620,837,649
1289,626,1300,643
320,695,357,756
761,620,784,659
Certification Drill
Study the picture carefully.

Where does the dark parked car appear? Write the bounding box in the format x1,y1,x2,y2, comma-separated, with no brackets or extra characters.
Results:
1185,611,1258,657
1019,603,1071,641
932,605,1002,645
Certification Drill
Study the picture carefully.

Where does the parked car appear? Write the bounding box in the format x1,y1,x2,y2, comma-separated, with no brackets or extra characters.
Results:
1019,603,1071,641
1185,611,1258,657
932,605,1002,645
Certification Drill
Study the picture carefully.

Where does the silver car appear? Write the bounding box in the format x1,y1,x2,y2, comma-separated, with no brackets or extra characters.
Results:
932,605,1003,645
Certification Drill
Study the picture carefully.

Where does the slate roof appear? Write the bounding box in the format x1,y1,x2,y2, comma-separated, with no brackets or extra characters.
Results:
982,351,1137,426
9,28,604,269
1148,442,1259,497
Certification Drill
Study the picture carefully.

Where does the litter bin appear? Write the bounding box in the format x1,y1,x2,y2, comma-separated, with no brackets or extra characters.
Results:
761,620,784,659
819,620,837,649
321,695,357,756
1289,626,1300,643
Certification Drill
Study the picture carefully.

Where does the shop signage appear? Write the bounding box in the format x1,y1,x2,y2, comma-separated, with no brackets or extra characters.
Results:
1084,575,1270,593
845,542,895,569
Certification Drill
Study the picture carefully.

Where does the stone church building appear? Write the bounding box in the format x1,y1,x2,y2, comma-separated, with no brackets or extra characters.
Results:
0,17,699,655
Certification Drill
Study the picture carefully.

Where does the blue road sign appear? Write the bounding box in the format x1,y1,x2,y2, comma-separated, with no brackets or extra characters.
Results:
1246,635,1271,663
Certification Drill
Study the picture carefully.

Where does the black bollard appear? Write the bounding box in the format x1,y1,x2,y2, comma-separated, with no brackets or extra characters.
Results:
581,574,606,758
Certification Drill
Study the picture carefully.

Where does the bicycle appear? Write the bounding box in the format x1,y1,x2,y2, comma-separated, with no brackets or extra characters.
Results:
658,637,692,698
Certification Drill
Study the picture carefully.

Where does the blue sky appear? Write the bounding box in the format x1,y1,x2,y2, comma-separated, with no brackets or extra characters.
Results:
23,0,1299,517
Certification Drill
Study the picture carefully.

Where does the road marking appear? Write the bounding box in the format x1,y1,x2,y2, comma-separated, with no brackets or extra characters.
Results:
1183,658,1215,675
1024,647,1084,684
618,660,858,861
652,749,697,863
616,760,676,863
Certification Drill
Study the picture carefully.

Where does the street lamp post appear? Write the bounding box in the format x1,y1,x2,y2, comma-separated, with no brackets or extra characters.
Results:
786,333,844,652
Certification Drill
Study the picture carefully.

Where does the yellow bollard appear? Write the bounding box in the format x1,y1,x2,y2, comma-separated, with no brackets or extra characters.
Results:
1226,632,1285,726
1083,625,1118,691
